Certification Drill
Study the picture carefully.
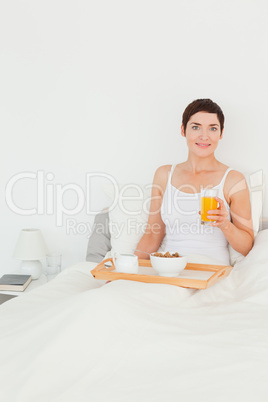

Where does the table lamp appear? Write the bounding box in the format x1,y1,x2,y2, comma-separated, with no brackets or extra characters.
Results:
14,229,48,280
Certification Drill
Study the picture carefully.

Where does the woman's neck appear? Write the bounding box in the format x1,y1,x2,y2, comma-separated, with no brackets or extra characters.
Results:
184,153,220,174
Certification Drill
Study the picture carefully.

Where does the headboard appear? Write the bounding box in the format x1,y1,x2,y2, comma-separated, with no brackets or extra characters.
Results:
260,218,268,231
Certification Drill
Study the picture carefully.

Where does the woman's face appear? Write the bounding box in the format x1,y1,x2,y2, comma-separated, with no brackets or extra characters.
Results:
181,112,223,156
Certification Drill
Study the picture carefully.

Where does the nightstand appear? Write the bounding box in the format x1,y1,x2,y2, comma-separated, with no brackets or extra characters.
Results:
0,274,47,297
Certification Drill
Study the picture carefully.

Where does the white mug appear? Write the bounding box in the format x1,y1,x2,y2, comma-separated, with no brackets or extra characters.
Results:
112,253,139,274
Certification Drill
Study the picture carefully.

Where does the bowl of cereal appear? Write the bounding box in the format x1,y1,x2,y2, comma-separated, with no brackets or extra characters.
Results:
150,252,187,277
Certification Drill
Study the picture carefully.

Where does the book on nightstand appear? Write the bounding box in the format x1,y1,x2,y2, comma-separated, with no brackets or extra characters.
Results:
0,274,32,291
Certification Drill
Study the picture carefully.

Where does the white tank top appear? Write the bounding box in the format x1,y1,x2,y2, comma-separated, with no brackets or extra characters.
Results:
161,165,234,265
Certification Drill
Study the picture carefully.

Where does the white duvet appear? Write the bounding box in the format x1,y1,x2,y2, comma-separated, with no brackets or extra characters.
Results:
1,230,268,402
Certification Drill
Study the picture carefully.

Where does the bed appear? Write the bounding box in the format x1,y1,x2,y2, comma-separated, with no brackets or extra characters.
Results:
1,209,268,401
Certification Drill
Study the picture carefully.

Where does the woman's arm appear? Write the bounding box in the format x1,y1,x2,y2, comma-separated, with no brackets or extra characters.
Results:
134,166,168,259
208,171,254,256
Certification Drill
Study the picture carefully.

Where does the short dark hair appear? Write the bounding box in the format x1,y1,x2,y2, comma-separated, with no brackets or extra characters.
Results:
182,99,224,133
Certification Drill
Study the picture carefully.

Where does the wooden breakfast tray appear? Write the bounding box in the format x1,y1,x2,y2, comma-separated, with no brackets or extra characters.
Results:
91,258,233,289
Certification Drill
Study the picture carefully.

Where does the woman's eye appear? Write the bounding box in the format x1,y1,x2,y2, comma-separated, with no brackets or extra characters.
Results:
191,126,218,131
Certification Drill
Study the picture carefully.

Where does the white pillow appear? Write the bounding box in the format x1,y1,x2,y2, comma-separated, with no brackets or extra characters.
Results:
104,183,150,255
237,229,268,267
103,182,167,257
228,171,263,265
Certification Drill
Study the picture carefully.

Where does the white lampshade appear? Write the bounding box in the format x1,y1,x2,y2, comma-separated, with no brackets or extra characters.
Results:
14,229,48,279
14,229,48,260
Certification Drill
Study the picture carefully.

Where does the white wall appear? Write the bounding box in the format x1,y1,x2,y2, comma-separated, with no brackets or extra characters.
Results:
1,0,267,276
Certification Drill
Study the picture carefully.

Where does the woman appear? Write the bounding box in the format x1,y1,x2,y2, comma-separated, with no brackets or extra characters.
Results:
135,99,254,265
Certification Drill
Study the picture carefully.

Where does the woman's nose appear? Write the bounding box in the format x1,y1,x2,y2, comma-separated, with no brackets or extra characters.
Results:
199,130,209,139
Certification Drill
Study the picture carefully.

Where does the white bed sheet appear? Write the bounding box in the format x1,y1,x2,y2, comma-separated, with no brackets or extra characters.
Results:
0,230,268,402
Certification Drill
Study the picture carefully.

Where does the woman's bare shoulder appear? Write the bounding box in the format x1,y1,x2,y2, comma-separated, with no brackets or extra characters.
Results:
225,169,248,199
153,165,173,194
227,169,246,184
154,163,185,177
154,164,172,177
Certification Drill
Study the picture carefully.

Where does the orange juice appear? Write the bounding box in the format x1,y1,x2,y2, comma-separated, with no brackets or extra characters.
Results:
201,196,218,223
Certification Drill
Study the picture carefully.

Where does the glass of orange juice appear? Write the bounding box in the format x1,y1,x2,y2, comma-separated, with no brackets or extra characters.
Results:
200,188,218,225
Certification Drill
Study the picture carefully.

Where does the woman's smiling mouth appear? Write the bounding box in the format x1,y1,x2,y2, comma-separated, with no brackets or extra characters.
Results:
196,143,211,148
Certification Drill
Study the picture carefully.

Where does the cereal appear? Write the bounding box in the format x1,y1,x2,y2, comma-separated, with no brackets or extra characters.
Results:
152,252,180,258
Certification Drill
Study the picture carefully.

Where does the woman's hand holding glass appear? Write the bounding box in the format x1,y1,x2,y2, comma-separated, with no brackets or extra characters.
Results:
207,197,230,230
